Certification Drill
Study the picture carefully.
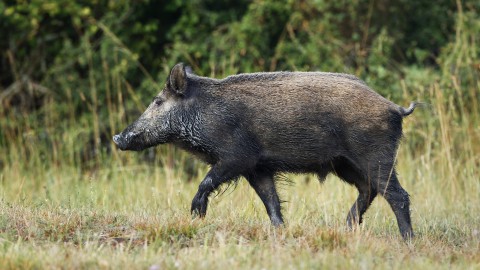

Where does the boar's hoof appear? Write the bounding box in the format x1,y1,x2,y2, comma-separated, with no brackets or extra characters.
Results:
270,216,284,227
401,229,415,242
191,193,208,218
346,215,361,230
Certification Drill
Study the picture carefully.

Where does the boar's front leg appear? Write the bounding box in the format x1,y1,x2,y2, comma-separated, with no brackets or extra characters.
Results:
191,164,241,218
246,170,284,226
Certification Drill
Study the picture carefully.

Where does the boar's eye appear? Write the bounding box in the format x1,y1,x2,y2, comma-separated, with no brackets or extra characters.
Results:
154,97,163,106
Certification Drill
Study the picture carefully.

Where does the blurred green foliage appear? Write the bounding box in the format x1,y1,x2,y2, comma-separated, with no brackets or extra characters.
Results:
0,0,479,169
0,0,466,92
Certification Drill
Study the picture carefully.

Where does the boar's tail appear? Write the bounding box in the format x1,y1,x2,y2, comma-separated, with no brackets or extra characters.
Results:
400,102,419,117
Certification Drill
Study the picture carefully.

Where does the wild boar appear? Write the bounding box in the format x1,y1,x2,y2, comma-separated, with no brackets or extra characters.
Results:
113,63,417,240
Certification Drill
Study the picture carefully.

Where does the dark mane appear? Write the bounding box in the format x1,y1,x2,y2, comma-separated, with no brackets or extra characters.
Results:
220,71,366,86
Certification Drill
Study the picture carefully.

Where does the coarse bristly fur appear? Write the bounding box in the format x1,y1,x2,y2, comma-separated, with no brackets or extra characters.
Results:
113,63,418,240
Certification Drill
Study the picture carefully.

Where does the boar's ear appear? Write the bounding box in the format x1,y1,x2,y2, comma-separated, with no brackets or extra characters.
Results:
168,63,187,96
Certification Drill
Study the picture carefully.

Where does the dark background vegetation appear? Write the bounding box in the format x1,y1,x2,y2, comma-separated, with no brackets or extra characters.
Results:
0,0,478,171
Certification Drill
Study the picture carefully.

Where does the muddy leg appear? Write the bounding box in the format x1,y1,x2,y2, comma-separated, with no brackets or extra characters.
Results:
246,170,284,226
379,171,414,240
191,164,240,218
331,159,377,229
346,186,377,228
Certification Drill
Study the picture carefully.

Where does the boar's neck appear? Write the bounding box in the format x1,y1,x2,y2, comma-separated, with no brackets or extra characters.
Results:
171,102,218,165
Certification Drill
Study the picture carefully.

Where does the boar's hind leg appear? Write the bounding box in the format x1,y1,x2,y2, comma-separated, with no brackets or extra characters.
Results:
246,170,284,226
333,159,377,229
378,168,414,240
346,186,377,229
191,164,242,218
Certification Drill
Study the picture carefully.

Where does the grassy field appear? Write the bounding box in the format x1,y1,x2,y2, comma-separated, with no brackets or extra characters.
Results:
0,153,479,269
1,88,479,269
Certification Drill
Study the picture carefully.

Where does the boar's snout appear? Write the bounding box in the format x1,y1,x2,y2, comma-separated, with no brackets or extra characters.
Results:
112,131,140,151
112,134,123,148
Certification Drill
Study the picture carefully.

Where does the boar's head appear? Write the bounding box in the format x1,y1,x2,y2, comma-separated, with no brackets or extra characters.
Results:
113,63,193,151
